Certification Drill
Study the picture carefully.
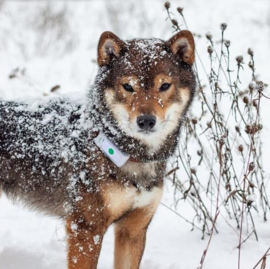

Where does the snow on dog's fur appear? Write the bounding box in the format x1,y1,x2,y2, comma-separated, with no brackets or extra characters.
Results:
0,30,196,269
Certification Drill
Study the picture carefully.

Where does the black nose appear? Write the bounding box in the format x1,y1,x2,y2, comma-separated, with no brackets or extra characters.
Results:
137,115,156,131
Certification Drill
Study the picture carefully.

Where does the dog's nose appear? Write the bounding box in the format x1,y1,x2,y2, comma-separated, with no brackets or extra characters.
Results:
137,115,156,131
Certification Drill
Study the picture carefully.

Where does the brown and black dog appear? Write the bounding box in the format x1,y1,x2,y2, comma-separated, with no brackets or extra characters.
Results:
0,30,196,269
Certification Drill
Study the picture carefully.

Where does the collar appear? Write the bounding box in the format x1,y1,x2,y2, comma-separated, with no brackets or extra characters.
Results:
94,132,167,166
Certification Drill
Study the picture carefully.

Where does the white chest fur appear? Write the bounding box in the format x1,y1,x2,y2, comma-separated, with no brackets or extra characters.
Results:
103,185,163,220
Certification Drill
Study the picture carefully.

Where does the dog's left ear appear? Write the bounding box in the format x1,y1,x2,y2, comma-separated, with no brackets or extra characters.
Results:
98,31,126,66
165,30,195,65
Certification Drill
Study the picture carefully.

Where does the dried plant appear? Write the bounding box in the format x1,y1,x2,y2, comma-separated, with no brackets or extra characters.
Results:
164,2,269,268
252,247,270,269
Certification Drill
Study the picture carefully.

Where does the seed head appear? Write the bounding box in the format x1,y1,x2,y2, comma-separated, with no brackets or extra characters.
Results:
247,48,254,56
191,118,197,125
51,85,60,92
164,1,171,9
224,40,231,47
252,100,257,107
247,198,253,206
245,125,251,134
245,124,261,135
238,145,243,153
236,56,244,64
220,23,227,31
171,19,178,26
191,168,196,175
235,126,240,133
249,162,255,172
243,96,249,104
177,7,184,14
256,81,264,92
205,32,212,41
207,46,213,55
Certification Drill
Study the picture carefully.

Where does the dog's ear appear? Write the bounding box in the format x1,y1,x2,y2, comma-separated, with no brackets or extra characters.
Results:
97,31,125,66
165,30,195,65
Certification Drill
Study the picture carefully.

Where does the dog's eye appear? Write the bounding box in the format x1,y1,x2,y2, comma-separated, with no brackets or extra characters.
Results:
122,84,134,92
159,83,171,92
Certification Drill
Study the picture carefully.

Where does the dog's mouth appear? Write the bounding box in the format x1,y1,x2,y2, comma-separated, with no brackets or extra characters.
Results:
138,129,156,135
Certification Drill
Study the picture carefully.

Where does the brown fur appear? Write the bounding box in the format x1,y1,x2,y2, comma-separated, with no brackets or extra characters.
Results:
66,179,163,269
0,30,196,268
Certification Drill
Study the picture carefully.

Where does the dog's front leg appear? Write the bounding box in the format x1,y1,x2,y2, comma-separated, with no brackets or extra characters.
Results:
66,216,106,269
114,196,162,269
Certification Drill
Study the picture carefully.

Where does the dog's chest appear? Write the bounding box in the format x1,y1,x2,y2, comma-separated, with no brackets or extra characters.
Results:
102,185,163,221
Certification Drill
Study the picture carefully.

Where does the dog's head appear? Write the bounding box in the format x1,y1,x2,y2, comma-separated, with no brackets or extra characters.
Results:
95,31,196,152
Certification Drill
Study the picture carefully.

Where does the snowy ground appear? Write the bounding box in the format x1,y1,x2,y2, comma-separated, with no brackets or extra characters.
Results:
1,184,270,269
0,0,270,268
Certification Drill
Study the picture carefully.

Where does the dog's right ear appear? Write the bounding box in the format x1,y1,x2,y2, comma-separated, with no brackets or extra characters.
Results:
97,31,125,67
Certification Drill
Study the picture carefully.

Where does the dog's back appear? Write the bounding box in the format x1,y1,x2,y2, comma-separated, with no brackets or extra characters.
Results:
0,95,93,216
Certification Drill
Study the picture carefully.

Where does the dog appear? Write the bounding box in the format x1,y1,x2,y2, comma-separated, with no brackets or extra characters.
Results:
0,30,196,269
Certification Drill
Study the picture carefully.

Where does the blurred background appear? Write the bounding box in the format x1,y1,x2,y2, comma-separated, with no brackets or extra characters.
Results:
0,0,269,98
0,1,270,269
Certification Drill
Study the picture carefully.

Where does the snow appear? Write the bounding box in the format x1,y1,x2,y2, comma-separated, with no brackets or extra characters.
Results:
1,185,269,269
0,0,270,269
93,235,100,245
